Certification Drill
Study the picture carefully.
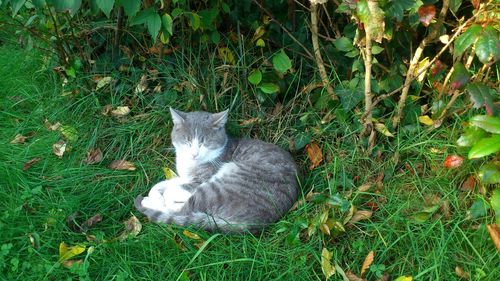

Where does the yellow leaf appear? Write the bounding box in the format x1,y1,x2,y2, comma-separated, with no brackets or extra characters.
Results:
163,167,177,179
321,248,336,279
375,123,394,137
59,242,86,262
218,47,235,65
394,276,413,281
256,38,265,47
418,115,434,126
414,57,430,82
95,76,112,90
360,251,374,277
251,26,266,42
183,230,202,240
111,106,131,117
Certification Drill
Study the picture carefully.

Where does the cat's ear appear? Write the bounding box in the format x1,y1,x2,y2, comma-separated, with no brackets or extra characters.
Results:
170,107,185,126
211,109,229,129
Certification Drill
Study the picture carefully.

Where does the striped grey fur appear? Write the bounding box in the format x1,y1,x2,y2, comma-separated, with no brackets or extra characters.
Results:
135,108,299,233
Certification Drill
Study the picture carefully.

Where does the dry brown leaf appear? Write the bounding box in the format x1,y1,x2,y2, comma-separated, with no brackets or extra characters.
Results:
306,141,323,170
95,76,113,91
84,148,103,165
109,160,136,171
358,182,372,192
111,106,131,117
23,157,41,170
52,140,67,158
239,117,261,126
346,271,366,281
101,104,112,116
10,134,27,144
134,74,148,94
360,251,374,277
460,175,476,191
81,214,102,232
486,224,500,252
62,259,82,268
349,210,373,224
153,85,162,93
44,120,61,131
117,214,142,241
455,266,470,280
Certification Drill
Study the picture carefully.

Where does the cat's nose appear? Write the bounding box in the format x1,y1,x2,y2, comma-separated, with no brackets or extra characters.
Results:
191,151,199,159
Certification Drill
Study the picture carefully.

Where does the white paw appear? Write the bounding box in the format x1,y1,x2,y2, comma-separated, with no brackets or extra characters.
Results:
141,195,165,211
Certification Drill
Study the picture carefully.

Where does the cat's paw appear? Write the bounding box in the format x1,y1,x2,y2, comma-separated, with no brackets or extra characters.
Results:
140,195,166,211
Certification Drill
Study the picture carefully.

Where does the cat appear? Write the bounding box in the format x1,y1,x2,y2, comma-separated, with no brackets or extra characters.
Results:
134,108,299,233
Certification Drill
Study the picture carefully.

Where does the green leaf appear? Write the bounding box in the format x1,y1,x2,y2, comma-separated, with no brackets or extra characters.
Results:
449,0,462,13
466,83,495,113
454,24,481,57
247,69,262,85
147,12,161,42
491,188,500,225
97,0,114,18
32,0,46,9
11,0,26,16
171,8,183,17
385,0,413,22
468,197,489,219
470,115,500,134
294,132,311,151
272,50,292,74
187,13,200,31
475,26,500,64
336,87,364,112
412,205,440,224
457,126,488,147
130,7,155,25
161,13,173,36
59,125,78,141
53,0,82,17
371,45,384,55
210,31,220,44
478,163,500,184
258,83,279,94
120,0,140,17
333,37,353,52
449,62,470,89
468,135,500,159
356,0,385,42
221,2,230,13
199,8,218,31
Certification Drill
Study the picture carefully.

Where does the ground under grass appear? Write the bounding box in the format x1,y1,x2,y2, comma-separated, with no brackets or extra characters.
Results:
0,40,498,281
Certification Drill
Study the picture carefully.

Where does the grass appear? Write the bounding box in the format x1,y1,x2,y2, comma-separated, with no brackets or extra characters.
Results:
0,35,499,281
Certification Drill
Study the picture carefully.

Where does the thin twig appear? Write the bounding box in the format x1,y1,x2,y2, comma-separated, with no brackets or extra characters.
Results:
392,0,450,128
252,0,314,59
310,2,336,99
360,3,375,152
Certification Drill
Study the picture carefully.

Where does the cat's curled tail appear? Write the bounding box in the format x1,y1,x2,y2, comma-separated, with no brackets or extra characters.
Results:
134,196,256,233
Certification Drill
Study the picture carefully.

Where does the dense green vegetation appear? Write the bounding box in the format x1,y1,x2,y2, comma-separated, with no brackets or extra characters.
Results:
1,0,499,280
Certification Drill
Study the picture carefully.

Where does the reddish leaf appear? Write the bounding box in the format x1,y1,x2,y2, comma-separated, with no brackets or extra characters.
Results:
431,60,445,77
23,157,41,170
365,201,379,211
444,155,464,169
84,148,103,165
418,5,436,27
461,175,476,191
305,142,323,170
471,0,480,9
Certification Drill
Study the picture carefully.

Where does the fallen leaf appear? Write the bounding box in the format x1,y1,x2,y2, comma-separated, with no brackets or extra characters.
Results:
44,120,61,131
321,248,336,279
95,76,113,91
358,182,372,192
460,175,476,191
60,125,78,141
394,277,413,281
111,106,131,117
84,148,103,165
109,160,136,171
441,199,451,220
374,123,394,137
411,204,440,223
349,210,373,224
306,141,323,170
360,251,374,277
183,230,202,240
62,259,82,268
23,157,41,170
444,155,464,168
419,115,434,126
28,233,40,249
365,201,379,211
418,5,436,27
163,167,177,179
102,104,112,116
455,266,470,280
239,117,261,126
52,140,67,158
134,74,148,93
117,214,142,241
81,214,102,232
486,224,500,252
346,271,365,281
59,242,86,261
430,147,446,154
10,134,27,144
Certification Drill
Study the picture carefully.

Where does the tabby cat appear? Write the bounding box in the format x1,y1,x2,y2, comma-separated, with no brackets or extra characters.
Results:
135,108,299,232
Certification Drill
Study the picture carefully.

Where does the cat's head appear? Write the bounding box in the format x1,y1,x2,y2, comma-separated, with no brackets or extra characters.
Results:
170,108,229,163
